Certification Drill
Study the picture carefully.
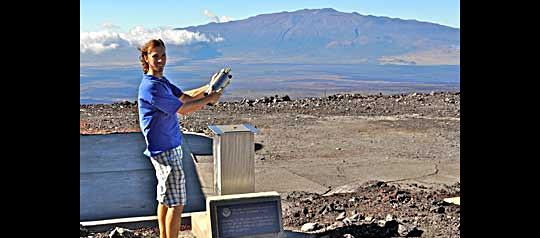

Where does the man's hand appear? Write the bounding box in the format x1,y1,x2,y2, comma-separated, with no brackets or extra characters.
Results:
212,72,219,81
207,91,222,104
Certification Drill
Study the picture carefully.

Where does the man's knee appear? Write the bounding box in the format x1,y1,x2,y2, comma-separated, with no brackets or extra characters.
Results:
169,205,184,214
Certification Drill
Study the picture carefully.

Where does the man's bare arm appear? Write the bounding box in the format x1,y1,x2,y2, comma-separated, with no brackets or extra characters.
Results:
181,84,210,100
176,92,221,115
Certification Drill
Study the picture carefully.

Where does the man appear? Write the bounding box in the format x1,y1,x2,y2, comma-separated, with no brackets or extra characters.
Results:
137,39,221,238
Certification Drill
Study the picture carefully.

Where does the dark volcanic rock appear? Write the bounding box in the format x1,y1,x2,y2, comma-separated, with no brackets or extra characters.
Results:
80,224,89,237
282,181,459,238
80,91,460,135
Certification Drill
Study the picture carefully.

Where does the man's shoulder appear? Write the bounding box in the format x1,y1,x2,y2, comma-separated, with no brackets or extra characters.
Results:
139,81,169,103
164,78,182,92
140,77,166,89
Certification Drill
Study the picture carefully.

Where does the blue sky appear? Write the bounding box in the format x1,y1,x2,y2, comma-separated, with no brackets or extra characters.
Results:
80,0,460,32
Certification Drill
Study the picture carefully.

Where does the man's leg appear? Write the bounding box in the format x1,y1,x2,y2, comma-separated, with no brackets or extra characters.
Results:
166,205,184,238
157,203,169,238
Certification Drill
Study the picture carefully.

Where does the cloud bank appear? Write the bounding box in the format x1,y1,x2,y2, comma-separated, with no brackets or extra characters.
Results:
203,9,233,23
80,26,224,54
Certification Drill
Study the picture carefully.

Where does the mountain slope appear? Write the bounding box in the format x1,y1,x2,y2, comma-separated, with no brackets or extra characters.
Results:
176,8,460,64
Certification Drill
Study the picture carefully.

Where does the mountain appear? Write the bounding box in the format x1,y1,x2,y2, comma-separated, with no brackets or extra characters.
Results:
175,8,460,65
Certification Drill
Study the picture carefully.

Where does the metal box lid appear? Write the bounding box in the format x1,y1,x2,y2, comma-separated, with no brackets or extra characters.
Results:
208,124,259,135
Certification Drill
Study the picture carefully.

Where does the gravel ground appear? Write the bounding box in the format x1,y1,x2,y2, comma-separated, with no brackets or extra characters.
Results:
280,180,460,237
81,181,460,238
80,91,460,238
80,91,459,135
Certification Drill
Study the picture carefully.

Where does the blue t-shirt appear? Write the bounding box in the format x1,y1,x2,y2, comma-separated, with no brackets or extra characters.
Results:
138,74,184,157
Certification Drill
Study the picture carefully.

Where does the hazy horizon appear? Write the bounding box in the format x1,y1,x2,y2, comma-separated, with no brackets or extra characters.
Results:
80,62,460,105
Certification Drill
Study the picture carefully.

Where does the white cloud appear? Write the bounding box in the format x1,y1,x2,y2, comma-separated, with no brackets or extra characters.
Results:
203,9,233,23
101,22,121,29
219,16,233,23
80,26,224,54
80,31,125,54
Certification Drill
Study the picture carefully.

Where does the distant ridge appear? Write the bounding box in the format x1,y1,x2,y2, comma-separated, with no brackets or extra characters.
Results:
175,8,460,65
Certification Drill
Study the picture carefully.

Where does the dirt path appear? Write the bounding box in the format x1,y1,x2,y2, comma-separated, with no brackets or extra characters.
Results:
252,113,460,194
